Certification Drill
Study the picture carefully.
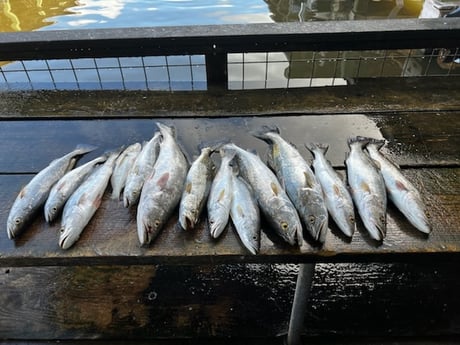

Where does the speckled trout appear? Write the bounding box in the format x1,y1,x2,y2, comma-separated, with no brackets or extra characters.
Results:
366,139,430,234
230,173,260,255
221,143,300,246
111,143,142,201
179,146,215,231
346,137,387,241
307,143,356,238
123,132,161,208
59,149,121,250
7,145,95,239
254,129,328,244
137,123,188,246
207,149,234,238
45,154,107,223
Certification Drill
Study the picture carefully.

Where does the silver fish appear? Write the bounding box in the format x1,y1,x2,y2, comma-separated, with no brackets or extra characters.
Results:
44,154,107,223
123,132,161,208
207,149,234,238
366,139,430,234
7,145,95,239
111,143,142,200
254,129,328,243
179,146,215,231
59,149,121,250
345,137,387,241
307,143,356,238
230,173,260,255
221,143,300,246
137,123,188,245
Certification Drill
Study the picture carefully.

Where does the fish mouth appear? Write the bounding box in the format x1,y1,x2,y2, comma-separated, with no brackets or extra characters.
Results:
138,220,152,246
59,232,71,250
243,240,259,255
209,218,226,239
123,195,131,208
315,218,329,243
179,213,196,231
367,221,386,241
6,222,16,240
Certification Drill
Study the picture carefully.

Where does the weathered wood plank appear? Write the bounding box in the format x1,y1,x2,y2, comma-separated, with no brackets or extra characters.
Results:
0,167,458,266
0,78,459,118
0,19,459,61
0,112,458,174
1,262,460,339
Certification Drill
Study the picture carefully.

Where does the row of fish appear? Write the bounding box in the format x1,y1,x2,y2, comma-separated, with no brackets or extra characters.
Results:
6,123,431,253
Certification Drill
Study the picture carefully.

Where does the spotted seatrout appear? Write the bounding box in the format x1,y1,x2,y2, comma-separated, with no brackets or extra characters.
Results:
59,149,121,250
230,173,260,255
137,123,188,245
221,143,300,246
207,149,234,238
45,154,107,223
366,139,430,234
123,132,161,208
254,128,328,244
7,145,96,239
307,143,356,238
179,146,215,231
345,137,387,241
111,143,142,201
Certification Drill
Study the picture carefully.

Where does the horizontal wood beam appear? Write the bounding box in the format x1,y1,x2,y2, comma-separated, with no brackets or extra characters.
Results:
0,19,459,61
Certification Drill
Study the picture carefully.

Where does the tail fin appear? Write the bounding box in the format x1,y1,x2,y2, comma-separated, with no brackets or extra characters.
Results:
252,125,280,143
305,142,329,156
347,136,370,149
366,138,386,151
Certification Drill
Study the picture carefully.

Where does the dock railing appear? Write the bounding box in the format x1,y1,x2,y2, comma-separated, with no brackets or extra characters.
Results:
0,18,459,91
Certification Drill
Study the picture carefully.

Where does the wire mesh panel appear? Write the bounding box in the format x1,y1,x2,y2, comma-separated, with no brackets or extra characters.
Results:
0,55,207,91
228,48,460,90
0,48,459,91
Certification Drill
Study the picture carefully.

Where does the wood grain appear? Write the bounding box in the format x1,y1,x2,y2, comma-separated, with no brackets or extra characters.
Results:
0,167,458,266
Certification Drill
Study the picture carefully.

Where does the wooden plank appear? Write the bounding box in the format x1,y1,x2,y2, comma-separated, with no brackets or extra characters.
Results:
0,113,457,174
0,166,458,266
1,262,460,339
0,78,458,119
0,19,459,61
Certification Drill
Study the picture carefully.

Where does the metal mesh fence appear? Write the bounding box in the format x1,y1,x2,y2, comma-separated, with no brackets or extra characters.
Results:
0,48,458,91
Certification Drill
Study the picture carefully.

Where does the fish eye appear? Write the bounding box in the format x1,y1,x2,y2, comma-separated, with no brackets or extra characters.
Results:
52,207,57,212
379,215,385,223
349,216,355,223
60,228,65,233
308,215,316,224
14,218,21,225
280,221,289,231
154,219,160,228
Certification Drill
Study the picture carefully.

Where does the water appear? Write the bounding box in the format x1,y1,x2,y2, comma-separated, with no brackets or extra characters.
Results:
5,0,454,91
0,0,423,33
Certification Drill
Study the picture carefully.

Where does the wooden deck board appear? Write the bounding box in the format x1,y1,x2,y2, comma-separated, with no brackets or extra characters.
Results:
0,166,457,266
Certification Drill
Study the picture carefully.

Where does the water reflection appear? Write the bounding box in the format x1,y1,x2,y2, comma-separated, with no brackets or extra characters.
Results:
264,0,422,22
0,0,77,32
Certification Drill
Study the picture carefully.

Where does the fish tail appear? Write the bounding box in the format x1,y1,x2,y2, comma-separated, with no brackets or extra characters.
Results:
155,122,175,137
251,125,280,143
74,144,98,155
198,139,230,153
366,138,386,151
305,142,329,155
347,136,370,149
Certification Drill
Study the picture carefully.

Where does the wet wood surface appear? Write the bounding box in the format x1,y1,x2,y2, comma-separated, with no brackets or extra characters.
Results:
1,262,460,339
0,77,458,341
0,89,458,266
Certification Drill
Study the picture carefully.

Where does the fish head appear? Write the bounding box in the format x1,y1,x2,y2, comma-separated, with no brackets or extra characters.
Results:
123,189,139,208
208,214,228,239
241,231,260,255
275,204,301,246
365,209,387,241
6,214,25,239
138,217,164,245
179,208,198,231
300,190,329,243
44,205,58,224
59,224,79,250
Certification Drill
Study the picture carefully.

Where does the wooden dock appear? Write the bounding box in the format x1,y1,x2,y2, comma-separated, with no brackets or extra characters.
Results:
0,19,459,343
